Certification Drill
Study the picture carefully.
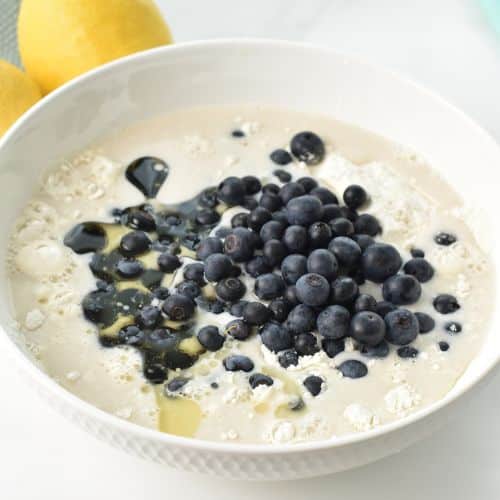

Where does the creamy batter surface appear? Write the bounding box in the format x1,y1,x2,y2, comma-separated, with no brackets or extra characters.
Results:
7,106,494,444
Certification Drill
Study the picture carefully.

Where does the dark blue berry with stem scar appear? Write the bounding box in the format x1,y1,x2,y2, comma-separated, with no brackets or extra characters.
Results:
162,294,195,321
329,237,362,268
296,273,330,307
354,214,381,236
338,360,368,379
125,157,169,198
433,294,460,314
445,321,462,334
415,312,435,333
217,176,246,206
260,220,286,243
183,262,205,286
270,149,293,166
439,341,450,352
225,319,251,340
303,375,324,396
135,305,161,329
279,182,306,204
297,176,318,192
283,225,308,253
290,131,325,165
382,274,422,305
308,221,332,249
273,169,292,183
310,187,338,205
157,252,181,273
242,175,262,195
434,232,457,246
286,304,316,335
119,231,151,256
329,217,354,237
286,195,323,226
176,280,201,300
397,346,419,359
284,285,300,306
316,305,350,339
259,193,282,212
322,338,345,358
281,254,307,284
197,325,225,351
279,349,299,368
231,212,248,228
343,185,368,209
411,248,425,258
360,340,390,359
249,373,274,389
354,294,378,313
351,234,375,252
247,207,272,231
205,253,232,282
263,239,287,267
230,300,247,317
295,333,319,356
254,273,286,300
375,300,397,318
260,321,293,352
307,249,338,281
330,277,359,306
350,311,386,346
243,302,272,326
269,298,292,322
403,258,435,283
216,277,246,302
116,258,144,279
385,309,419,345
224,227,256,262
245,255,272,278
118,325,145,346
223,355,254,372
166,377,190,393
362,243,402,283
196,237,223,260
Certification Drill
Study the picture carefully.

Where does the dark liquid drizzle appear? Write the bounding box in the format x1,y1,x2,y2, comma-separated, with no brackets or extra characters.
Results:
125,156,169,199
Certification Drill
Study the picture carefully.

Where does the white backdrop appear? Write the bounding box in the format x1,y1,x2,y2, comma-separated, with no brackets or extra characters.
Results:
2,1,500,498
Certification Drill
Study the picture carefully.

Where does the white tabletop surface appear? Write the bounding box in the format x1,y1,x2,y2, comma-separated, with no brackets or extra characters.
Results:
2,1,500,498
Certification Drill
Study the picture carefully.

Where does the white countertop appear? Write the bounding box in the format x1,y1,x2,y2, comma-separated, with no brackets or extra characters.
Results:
2,0,500,498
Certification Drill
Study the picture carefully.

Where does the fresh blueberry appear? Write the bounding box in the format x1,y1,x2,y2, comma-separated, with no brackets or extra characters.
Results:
316,305,350,339
270,149,293,166
118,325,145,346
403,258,435,283
321,338,345,358
281,254,307,284
308,222,333,249
176,280,201,300
195,209,220,226
295,333,319,356
434,232,457,246
215,226,231,238
445,321,462,334
303,375,324,396
283,225,309,253
229,300,248,317
197,325,225,351
262,183,280,195
353,294,377,313
286,195,323,226
290,131,325,165
217,176,246,206
135,305,162,329
145,328,177,352
415,312,435,333
245,255,272,278
243,196,258,210
229,264,243,278
183,263,205,285
279,182,306,205
254,273,286,300
122,206,156,232
360,340,390,359
216,277,246,302
433,294,460,314
225,319,251,340
284,285,300,306
166,377,189,392
310,187,338,205
199,188,218,208
385,309,419,345
162,294,195,321
205,253,233,282
242,175,262,195
249,373,274,389
296,176,318,192
196,297,225,314
231,212,249,228
307,249,339,281
260,220,286,243
296,273,330,307
361,243,402,283
354,214,381,236
382,275,422,305
330,277,359,306
247,207,272,231
272,209,289,225
351,234,375,252
263,239,287,267
259,193,283,212
224,227,256,262
278,349,299,368
328,237,362,269
321,204,343,222
153,286,170,300
243,302,272,326
410,248,425,258
158,252,182,272
339,206,359,222
116,258,144,279
285,304,317,335
397,346,419,359
439,341,450,352
350,311,386,346
375,301,397,318
223,355,254,372
269,298,292,322
119,231,151,256
337,360,368,379
343,185,368,209
260,321,293,352
329,217,354,237
273,169,292,183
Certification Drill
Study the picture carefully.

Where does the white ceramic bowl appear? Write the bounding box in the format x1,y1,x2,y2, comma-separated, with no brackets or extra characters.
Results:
0,40,499,481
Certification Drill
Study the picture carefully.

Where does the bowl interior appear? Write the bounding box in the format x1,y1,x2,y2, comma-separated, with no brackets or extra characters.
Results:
0,40,499,430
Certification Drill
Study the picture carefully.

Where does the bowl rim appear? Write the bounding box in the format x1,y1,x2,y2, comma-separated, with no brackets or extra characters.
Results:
2,37,500,455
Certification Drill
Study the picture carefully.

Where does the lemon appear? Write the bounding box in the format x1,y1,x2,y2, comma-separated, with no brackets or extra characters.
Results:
0,60,41,137
18,0,173,95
